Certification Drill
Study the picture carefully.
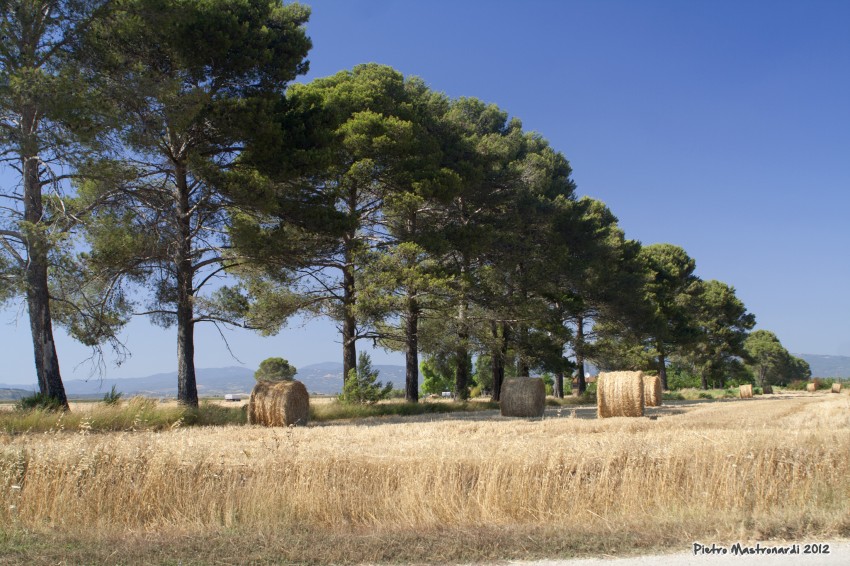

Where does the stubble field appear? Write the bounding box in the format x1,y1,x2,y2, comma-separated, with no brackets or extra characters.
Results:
0,392,848,564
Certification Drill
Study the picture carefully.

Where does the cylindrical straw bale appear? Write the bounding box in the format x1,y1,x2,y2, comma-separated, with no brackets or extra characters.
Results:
248,380,310,426
806,382,816,392
500,378,546,418
739,384,753,399
831,383,842,394
643,374,663,407
597,371,644,418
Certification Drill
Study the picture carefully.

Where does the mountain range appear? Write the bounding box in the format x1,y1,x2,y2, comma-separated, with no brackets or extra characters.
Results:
0,363,407,400
1,353,847,401
794,354,850,379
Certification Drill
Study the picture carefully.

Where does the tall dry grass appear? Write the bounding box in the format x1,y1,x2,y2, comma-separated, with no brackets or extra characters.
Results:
1,395,849,562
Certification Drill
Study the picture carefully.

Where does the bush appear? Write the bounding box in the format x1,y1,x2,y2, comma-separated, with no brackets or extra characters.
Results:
698,392,713,400
339,353,392,405
786,380,808,391
102,385,123,405
753,387,763,395
16,392,64,412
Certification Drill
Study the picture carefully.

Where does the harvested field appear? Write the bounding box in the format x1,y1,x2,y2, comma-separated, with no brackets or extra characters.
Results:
0,394,849,564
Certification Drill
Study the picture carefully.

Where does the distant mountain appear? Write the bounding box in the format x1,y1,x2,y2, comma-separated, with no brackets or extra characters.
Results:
0,387,33,401
0,363,407,399
294,362,405,394
796,354,850,378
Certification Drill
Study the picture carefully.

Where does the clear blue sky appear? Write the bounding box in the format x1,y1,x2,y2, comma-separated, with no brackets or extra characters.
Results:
1,0,848,385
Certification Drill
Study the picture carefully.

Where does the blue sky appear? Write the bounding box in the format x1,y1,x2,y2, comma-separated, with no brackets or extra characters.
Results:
1,0,849,385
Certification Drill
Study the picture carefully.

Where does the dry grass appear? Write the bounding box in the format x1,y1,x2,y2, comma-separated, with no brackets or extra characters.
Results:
0,395,849,564
597,371,644,417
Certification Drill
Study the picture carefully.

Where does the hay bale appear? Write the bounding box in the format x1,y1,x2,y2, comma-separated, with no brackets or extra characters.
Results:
806,382,816,392
642,374,662,407
597,371,644,418
248,380,309,426
500,377,545,418
739,384,753,399
831,383,842,394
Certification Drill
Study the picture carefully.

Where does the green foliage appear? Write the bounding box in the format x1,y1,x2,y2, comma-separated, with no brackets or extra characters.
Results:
15,393,65,413
540,372,554,396
665,362,700,390
420,355,456,395
339,353,393,405
744,330,811,386
254,357,297,382
102,385,123,405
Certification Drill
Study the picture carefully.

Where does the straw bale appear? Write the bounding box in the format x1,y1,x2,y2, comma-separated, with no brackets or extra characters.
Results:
642,374,663,407
500,378,545,418
739,384,753,399
597,371,644,418
831,383,842,394
248,380,309,426
806,383,816,392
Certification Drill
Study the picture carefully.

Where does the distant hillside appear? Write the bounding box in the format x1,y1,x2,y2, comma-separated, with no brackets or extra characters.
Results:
0,387,33,401
796,354,850,378
0,363,407,398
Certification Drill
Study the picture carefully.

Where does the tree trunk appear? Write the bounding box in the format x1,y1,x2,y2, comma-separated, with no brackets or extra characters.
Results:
658,349,668,391
554,371,564,398
174,163,198,407
22,129,68,409
454,299,470,400
491,321,508,402
404,292,419,403
575,316,587,394
517,323,530,377
342,259,357,384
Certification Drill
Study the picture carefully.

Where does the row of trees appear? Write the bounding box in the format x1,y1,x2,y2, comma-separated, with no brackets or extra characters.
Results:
0,1,806,410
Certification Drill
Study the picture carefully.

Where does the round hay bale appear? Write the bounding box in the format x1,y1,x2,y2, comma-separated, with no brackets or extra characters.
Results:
831,383,842,394
806,382,816,392
597,371,644,418
739,384,753,399
500,377,545,418
248,380,309,426
642,374,663,407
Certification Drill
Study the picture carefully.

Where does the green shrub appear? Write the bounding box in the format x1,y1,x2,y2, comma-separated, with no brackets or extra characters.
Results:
786,380,808,391
753,387,763,395
662,391,685,401
102,385,123,405
339,353,392,405
698,392,713,400
15,392,64,412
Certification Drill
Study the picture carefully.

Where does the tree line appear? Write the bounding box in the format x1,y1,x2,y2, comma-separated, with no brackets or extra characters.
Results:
0,0,808,410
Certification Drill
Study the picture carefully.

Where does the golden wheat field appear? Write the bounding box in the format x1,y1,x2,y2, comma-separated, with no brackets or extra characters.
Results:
1,393,849,564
